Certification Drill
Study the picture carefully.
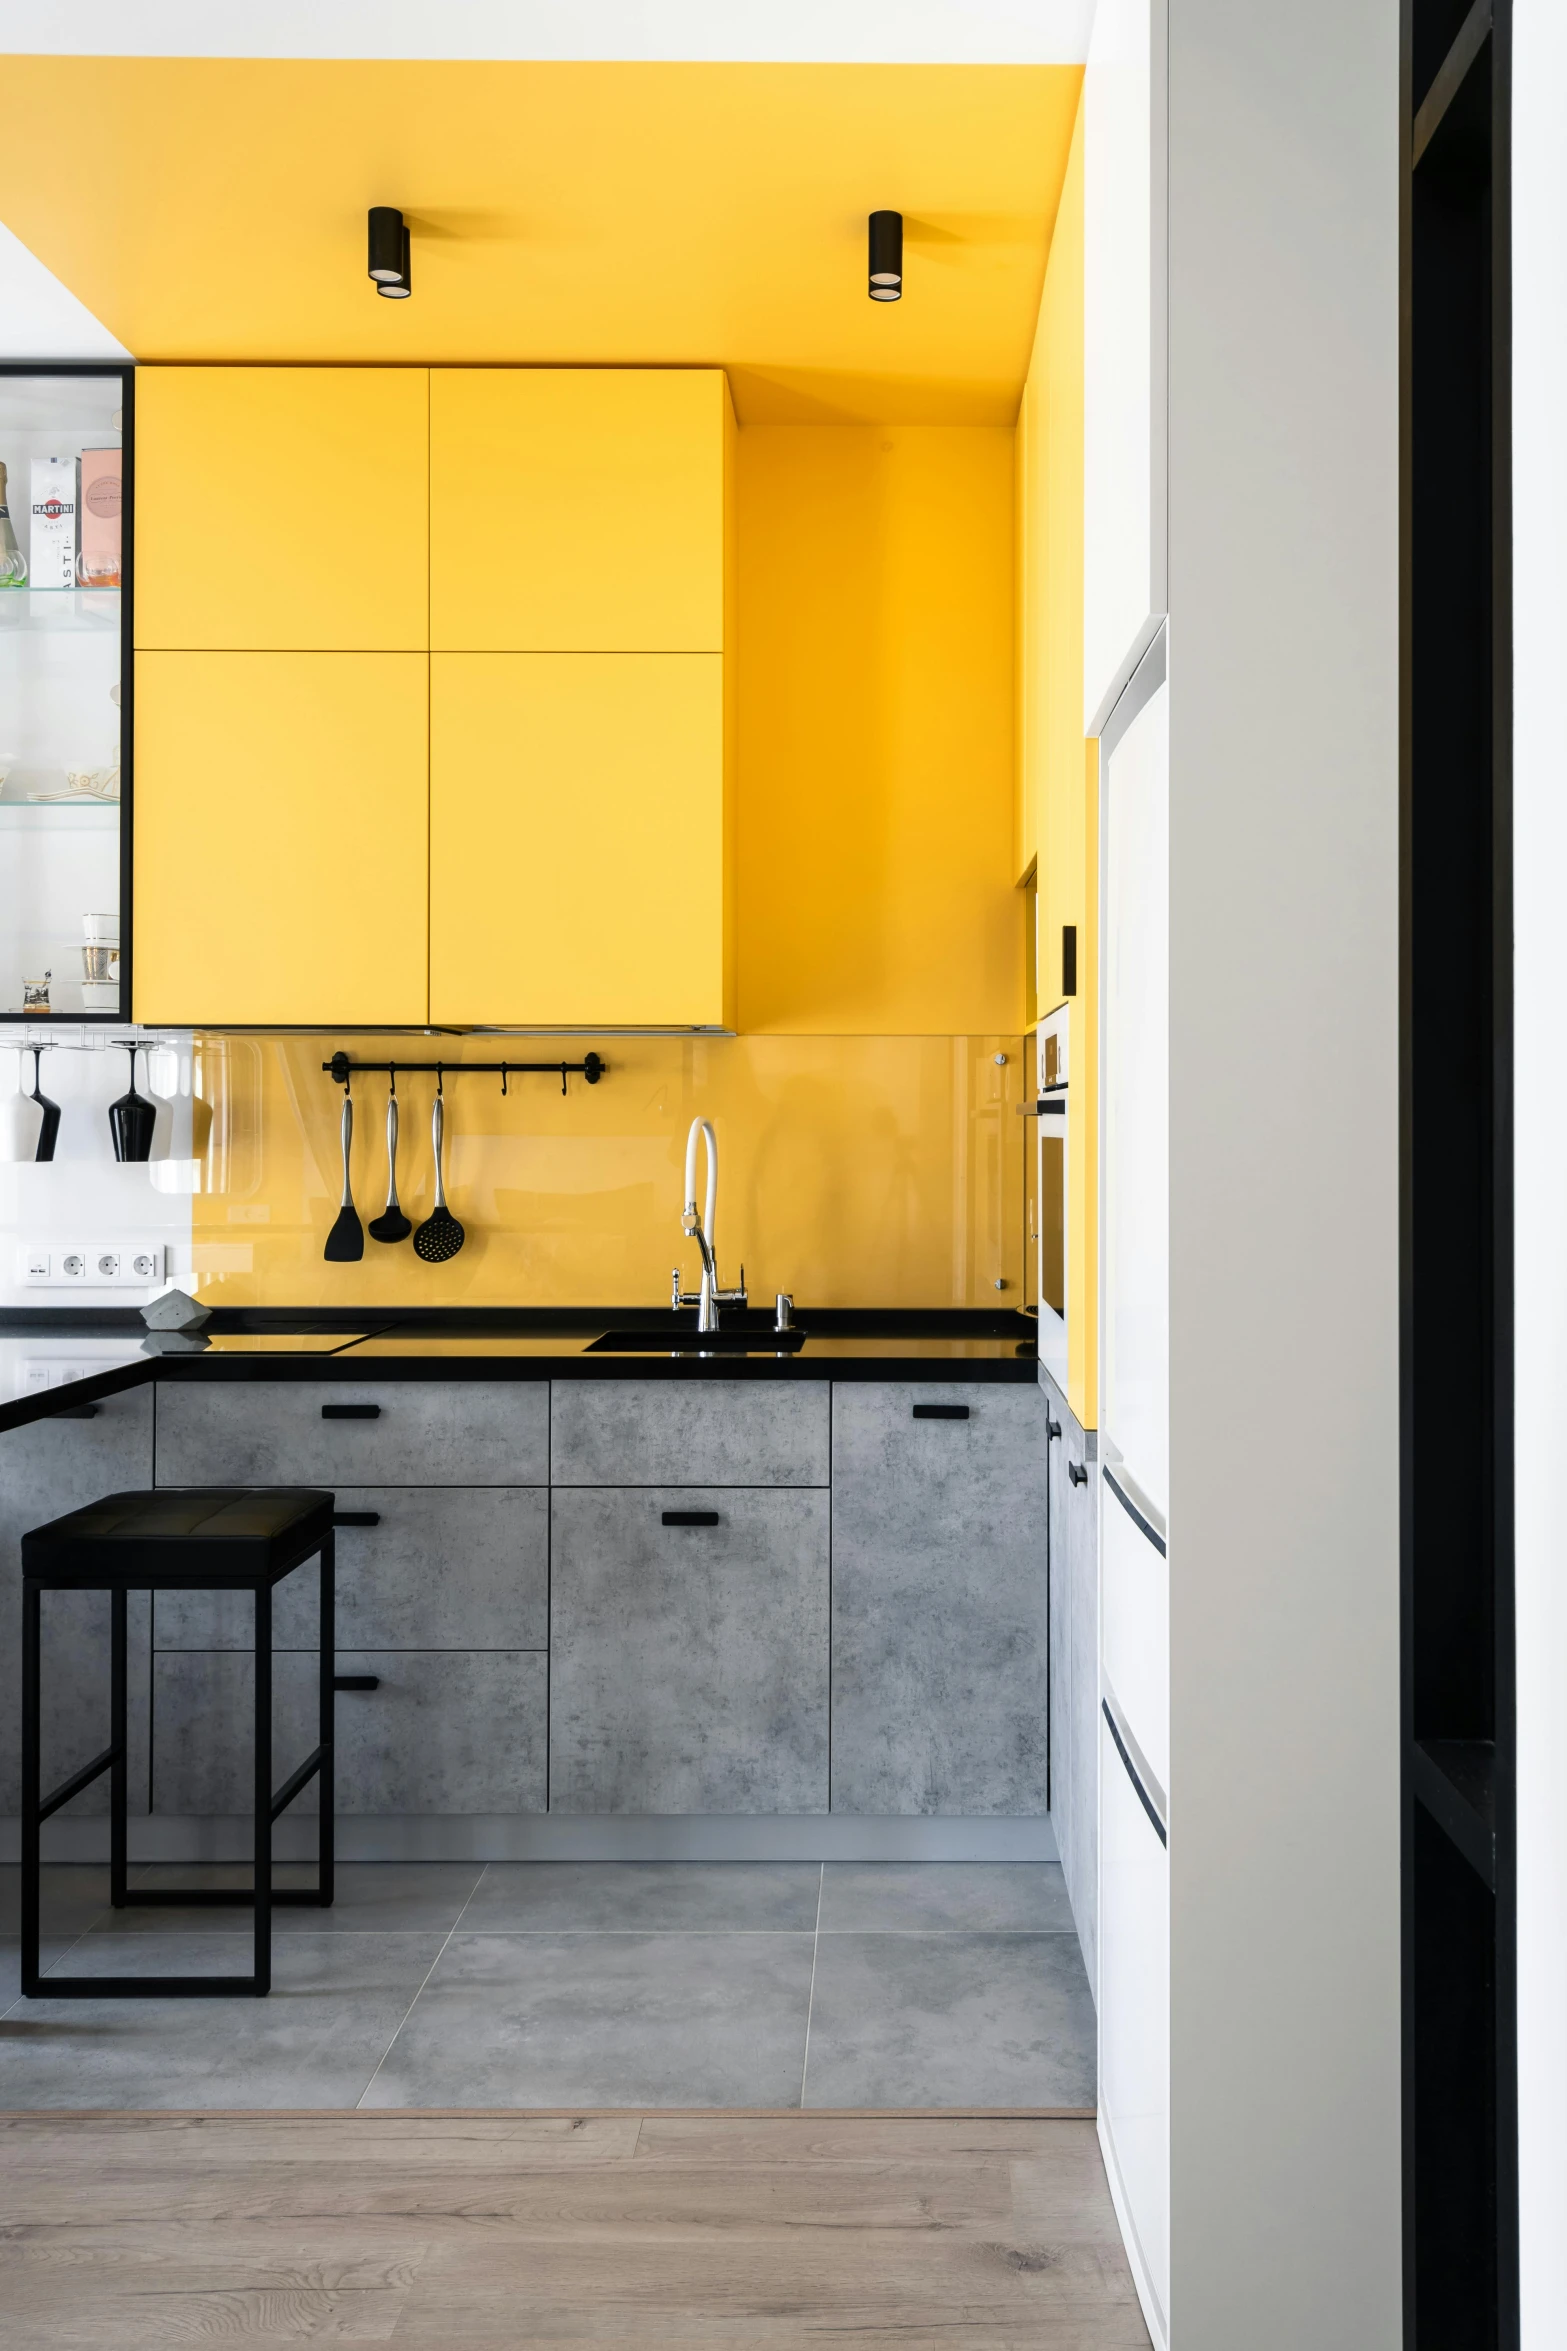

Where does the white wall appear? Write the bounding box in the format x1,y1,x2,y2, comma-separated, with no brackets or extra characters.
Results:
0,224,128,361
1510,5,1567,2337
0,1035,197,1308
1163,3,1401,2345
3,2,1096,63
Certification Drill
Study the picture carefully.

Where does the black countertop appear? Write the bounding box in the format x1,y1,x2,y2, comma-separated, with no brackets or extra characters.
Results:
0,1309,1040,1436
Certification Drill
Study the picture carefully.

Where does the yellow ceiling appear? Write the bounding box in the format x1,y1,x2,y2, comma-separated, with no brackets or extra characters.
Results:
0,58,1081,422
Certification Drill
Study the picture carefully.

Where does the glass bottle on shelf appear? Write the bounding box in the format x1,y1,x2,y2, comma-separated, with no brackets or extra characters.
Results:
0,461,24,586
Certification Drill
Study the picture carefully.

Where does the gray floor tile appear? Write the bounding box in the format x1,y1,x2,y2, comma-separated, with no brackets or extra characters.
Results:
0,1939,80,2015
802,1933,1097,2110
819,1861,1078,1935
0,1930,445,2109
113,1861,486,1933
0,1865,111,1942
361,1931,815,2109
0,1870,109,2013
460,1861,821,1934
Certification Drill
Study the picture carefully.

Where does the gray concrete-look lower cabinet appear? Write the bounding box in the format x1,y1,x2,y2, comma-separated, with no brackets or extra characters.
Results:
152,1649,548,1815
1045,1366,1099,1991
154,1380,550,1487
0,1388,155,1817
550,1487,830,1813
550,1382,829,1487
153,1488,549,1652
830,1384,1049,1816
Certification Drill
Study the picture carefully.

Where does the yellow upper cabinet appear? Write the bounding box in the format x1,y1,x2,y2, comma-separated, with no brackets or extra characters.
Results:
134,652,429,1027
430,653,729,1029
135,368,429,651
430,370,732,651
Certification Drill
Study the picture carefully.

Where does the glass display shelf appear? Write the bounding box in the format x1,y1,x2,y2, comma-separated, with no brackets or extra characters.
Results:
0,588,122,634
0,802,120,824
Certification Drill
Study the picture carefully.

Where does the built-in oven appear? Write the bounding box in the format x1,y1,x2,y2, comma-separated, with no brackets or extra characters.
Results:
1026,1002,1069,1385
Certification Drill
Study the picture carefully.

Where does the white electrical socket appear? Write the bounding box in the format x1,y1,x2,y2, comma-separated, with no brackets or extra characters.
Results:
20,1242,166,1288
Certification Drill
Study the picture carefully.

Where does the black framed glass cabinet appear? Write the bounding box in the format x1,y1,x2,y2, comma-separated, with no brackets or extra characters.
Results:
0,363,132,1023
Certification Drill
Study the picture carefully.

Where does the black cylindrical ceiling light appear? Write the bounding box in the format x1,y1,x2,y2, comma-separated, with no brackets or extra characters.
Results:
368,206,411,299
868,209,903,301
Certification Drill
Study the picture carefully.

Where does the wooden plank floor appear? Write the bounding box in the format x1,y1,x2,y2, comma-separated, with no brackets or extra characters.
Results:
0,2111,1151,2347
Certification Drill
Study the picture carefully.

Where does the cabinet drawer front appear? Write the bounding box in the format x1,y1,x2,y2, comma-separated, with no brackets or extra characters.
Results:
154,1487,548,1652
429,652,728,1029
830,1383,1048,1816
1101,1474,1169,1797
831,1382,1047,1497
1099,1709,1170,2319
153,1649,547,1816
0,1389,155,1818
134,651,429,1027
551,1382,828,1487
550,1487,829,1814
430,368,727,652
155,1382,549,1488
136,366,430,652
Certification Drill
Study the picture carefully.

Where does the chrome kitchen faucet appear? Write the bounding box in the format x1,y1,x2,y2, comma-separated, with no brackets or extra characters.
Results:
671,1116,747,1332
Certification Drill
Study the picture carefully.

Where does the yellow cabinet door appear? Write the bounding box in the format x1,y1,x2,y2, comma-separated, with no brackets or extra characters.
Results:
135,368,428,651
134,653,428,1026
430,654,729,1027
430,370,731,652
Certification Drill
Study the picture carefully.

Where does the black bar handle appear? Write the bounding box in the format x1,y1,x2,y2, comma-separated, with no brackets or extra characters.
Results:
1069,1460,1089,1487
322,1404,380,1420
912,1403,970,1421
48,1403,100,1420
1047,1419,1062,1440
333,1674,380,1692
332,1511,381,1527
662,1510,720,1526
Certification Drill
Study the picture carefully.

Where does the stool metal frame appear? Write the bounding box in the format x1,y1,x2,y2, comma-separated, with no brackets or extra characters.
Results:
21,1498,335,1999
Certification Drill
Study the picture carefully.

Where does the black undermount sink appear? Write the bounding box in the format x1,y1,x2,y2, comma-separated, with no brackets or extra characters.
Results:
586,1327,808,1353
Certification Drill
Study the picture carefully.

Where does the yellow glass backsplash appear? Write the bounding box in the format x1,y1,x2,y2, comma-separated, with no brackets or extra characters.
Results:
190,1033,1027,1310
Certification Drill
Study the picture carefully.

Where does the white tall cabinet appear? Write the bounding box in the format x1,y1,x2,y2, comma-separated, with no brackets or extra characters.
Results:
1098,634,1170,2344
1084,1,1402,2345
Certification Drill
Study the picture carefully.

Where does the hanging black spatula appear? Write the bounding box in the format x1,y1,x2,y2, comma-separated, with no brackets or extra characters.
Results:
413,1093,465,1263
323,1094,364,1262
368,1089,412,1243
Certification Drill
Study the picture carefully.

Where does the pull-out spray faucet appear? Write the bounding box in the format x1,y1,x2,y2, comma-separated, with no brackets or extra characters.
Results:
671,1116,747,1332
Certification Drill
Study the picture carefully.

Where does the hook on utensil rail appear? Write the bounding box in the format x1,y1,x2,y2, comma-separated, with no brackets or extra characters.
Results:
501,1061,509,1099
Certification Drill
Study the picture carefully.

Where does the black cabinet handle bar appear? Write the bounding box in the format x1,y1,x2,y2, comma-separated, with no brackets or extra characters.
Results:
1069,1461,1089,1486
332,1511,381,1528
322,1404,380,1420
662,1510,720,1527
333,1675,380,1692
912,1403,970,1421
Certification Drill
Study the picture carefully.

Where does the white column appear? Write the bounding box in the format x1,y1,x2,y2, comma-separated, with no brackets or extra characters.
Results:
1163,3,1401,2344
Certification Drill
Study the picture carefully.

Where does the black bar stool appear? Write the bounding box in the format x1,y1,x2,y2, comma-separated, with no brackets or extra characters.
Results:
20,1487,336,1999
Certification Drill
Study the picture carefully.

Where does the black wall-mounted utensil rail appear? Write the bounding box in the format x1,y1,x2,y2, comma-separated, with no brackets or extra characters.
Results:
324,1050,606,1095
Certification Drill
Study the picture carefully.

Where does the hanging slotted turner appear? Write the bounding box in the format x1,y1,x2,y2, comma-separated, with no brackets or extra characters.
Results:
368,1090,412,1243
323,1095,364,1261
413,1093,465,1263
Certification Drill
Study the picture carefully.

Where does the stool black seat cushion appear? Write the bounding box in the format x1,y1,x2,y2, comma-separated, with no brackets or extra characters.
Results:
22,1488,334,1588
